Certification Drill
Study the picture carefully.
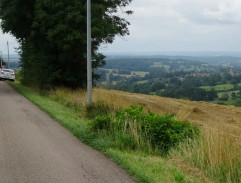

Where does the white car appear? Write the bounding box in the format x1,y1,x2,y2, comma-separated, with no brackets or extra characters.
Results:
0,69,15,82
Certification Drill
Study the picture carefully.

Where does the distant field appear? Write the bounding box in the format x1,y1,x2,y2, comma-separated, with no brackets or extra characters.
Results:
201,83,241,90
131,71,149,77
217,90,239,98
101,68,116,73
136,80,148,84
151,62,170,70
112,73,132,78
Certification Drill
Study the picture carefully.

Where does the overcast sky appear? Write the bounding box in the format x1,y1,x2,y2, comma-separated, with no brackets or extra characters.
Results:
102,0,241,54
0,28,18,55
1,0,241,54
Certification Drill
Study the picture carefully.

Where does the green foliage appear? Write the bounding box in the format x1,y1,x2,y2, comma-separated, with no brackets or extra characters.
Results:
144,112,199,151
0,58,6,67
220,92,229,101
89,105,200,152
231,92,236,98
0,0,35,39
89,114,111,131
0,0,133,88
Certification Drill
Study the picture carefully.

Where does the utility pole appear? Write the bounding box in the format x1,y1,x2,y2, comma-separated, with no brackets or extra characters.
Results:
7,41,9,69
87,0,92,106
0,51,2,68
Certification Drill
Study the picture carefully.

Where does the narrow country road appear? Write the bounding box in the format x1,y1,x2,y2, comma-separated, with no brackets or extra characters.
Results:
0,82,135,183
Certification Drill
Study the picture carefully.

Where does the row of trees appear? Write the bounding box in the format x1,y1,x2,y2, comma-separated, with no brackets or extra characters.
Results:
0,0,133,88
106,79,218,101
160,88,218,101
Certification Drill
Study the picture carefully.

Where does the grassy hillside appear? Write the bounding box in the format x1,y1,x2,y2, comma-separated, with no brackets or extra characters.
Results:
10,82,241,182
59,88,241,134
52,88,241,182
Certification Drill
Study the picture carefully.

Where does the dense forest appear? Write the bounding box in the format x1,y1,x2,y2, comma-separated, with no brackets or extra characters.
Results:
96,56,241,106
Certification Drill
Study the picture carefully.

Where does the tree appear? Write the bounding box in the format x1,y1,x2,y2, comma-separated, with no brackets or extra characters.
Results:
231,92,236,98
206,88,218,101
0,58,6,67
0,0,133,88
151,81,166,92
220,92,229,101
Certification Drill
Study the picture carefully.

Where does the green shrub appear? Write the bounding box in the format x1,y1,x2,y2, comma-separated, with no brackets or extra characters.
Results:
144,111,199,151
89,115,112,131
89,105,200,153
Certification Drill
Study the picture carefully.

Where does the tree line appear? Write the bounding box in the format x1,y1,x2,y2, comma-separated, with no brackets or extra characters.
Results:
0,0,133,88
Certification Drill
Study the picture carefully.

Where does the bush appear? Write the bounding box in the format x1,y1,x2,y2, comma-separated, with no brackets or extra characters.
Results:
89,115,112,131
89,105,199,153
144,112,199,151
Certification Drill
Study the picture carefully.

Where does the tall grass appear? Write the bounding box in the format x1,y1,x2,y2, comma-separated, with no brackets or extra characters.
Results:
169,129,241,183
49,88,140,112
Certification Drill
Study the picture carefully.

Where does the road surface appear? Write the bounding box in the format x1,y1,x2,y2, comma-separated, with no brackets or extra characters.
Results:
0,82,135,183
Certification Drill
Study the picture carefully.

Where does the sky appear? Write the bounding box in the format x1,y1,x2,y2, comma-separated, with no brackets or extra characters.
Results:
102,0,241,54
0,27,19,55
1,0,241,55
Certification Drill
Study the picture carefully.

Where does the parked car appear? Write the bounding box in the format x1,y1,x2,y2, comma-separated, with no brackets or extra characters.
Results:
0,69,15,82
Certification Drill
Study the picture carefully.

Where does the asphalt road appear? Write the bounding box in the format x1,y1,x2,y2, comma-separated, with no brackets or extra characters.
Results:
0,82,135,183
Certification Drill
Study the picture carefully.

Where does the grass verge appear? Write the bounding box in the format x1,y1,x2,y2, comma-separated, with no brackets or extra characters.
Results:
8,82,204,183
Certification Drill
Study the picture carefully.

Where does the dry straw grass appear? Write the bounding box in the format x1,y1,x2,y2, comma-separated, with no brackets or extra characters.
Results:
170,128,241,182
51,88,241,182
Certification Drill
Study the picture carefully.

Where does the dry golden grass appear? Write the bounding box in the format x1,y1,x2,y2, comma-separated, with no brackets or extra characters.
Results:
51,88,241,182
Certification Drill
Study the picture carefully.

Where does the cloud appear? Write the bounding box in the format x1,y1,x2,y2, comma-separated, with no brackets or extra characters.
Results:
126,0,241,26
104,0,241,53
176,0,241,24
203,1,241,24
